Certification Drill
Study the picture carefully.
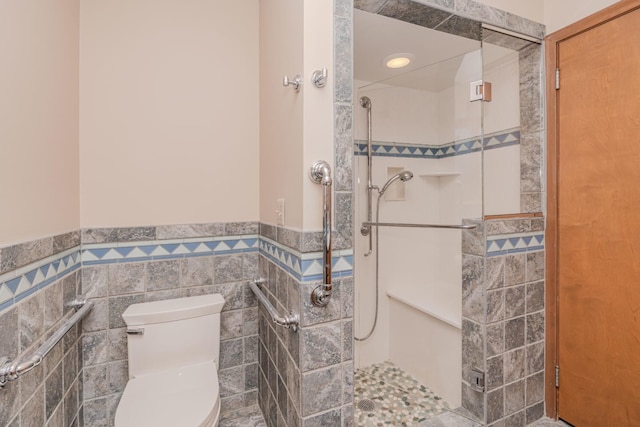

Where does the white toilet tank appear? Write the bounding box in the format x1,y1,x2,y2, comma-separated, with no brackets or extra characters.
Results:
122,294,225,378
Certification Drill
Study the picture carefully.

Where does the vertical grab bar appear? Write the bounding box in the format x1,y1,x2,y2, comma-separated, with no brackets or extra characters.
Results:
309,160,332,307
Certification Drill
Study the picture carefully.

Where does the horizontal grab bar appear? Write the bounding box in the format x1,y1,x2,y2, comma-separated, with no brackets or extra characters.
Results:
249,279,299,332
1,298,94,388
362,221,477,230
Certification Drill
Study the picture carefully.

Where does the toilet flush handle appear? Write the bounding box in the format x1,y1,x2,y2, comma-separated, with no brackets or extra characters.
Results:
126,328,144,335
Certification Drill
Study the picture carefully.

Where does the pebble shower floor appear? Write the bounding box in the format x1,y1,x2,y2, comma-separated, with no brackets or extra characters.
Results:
354,361,450,426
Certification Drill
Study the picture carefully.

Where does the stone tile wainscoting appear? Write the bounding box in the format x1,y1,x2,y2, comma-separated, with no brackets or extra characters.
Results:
79,222,261,426
257,223,354,427
0,222,264,427
0,232,84,426
461,218,545,426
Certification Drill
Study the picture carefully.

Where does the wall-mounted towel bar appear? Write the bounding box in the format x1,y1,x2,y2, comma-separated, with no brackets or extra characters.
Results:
362,221,477,230
249,279,299,332
0,298,94,388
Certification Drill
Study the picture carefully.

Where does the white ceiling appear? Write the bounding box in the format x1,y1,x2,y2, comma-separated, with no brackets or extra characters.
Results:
354,9,481,92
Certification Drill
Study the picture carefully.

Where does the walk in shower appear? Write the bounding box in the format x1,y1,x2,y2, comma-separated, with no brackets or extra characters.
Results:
353,7,541,425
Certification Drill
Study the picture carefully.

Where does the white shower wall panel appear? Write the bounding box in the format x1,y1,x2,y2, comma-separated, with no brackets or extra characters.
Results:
355,79,440,144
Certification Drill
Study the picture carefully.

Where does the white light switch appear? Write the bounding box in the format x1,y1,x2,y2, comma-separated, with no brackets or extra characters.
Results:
276,199,285,225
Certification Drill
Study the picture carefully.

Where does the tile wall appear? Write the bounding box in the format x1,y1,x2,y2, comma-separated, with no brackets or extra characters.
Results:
0,232,84,426
257,224,354,427
0,219,355,427
461,218,545,425
78,222,261,426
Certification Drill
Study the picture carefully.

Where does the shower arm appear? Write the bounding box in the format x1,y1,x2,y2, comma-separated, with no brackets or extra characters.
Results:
309,160,333,307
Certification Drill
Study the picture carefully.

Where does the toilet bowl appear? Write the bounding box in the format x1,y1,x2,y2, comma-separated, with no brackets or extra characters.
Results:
114,294,225,427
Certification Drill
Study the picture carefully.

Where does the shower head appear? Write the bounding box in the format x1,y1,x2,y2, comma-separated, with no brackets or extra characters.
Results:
360,96,371,109
379,170,414,195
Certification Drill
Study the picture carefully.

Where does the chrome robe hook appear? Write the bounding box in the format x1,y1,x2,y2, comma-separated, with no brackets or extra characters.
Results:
283,74,302,92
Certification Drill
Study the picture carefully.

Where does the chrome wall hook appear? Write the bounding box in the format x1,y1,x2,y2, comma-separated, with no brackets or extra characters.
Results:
283,74,302,92
311,67,328,88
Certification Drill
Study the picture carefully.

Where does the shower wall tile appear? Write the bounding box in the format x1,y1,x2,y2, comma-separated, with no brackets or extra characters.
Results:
525,342,544,376
487,387,504,423
300,232,323,253
504,348,525,383
455,0,506,26
462,255,485,323
300,322,342,371
461,383,485,421
301,364,343,416
353,0,388,13
471,219,545,425
437,14,482,40
504,379,525,415
526,252,544,282
461,319,484,383
277,228,302,252
519,42,544,213
525,402,544,424
335,0,352,18
335,104,354,193
334,192,353,250
334,17,353,105
521,192,543,214
526,372,544,406
486,219,531,236
486,356,503,391
504,285,525,319
379,0,453,30
526,311,545,344
462,219,485,256
258,223,353,427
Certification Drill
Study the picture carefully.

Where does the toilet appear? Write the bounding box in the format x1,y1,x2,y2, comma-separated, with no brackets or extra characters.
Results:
114,294,225,427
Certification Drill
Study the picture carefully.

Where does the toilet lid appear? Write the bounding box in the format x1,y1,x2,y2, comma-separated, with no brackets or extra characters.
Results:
115,361,220,427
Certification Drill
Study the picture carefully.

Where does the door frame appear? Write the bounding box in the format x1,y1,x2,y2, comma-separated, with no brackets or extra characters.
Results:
544,0,640,418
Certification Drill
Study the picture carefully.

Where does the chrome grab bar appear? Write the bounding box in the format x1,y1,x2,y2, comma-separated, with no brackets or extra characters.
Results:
249,279,299,332
0,298,93,388
362,221,478,230
309,160,333,307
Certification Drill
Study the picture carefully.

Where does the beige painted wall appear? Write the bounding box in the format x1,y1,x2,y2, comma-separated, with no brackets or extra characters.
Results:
0,0,80,246
80,0,259,228
259,0,335,230
544,0,620,33
302,0,335,230
259,0,304,228
476,0,621,33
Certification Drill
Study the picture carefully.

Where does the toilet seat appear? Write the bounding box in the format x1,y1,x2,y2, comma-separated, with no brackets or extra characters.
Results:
115,361,220,427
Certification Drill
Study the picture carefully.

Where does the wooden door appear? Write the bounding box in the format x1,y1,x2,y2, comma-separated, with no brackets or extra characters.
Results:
553,5,640,426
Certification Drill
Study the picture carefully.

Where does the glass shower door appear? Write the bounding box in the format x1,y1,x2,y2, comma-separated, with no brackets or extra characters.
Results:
353,39,483,417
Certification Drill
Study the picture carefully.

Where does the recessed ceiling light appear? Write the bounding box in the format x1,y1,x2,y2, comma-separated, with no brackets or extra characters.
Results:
384,53,414,69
